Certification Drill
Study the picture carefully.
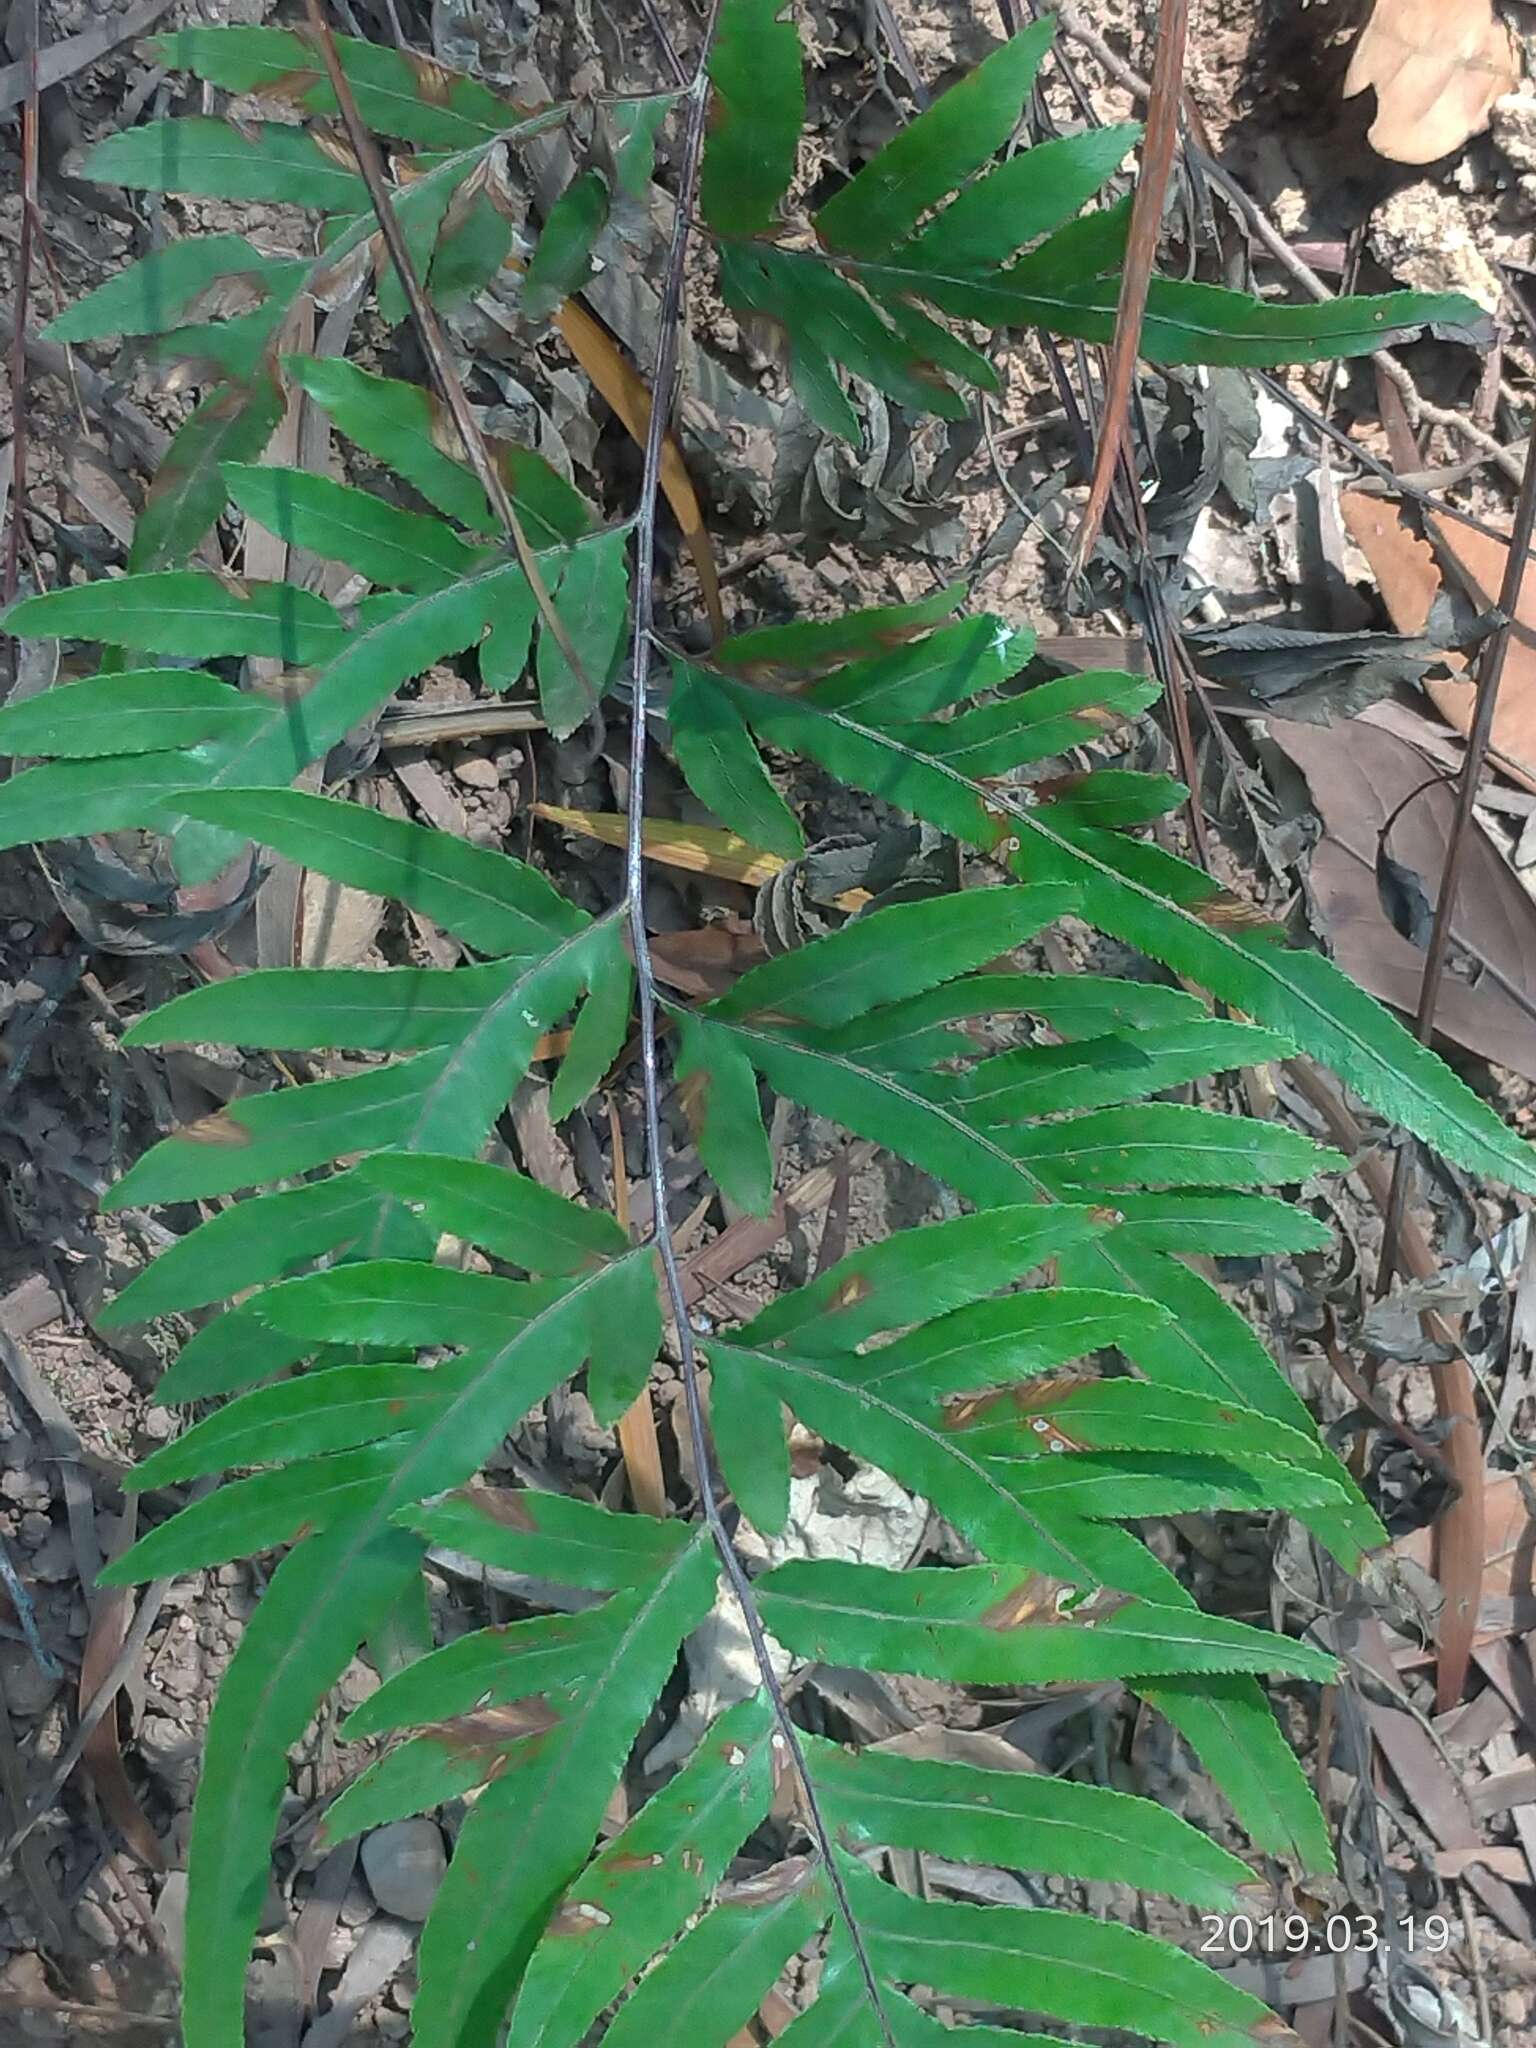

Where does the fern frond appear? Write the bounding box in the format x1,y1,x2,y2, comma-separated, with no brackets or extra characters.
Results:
6,13,1525,2042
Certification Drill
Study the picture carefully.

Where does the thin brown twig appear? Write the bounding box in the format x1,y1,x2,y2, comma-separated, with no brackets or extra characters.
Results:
4,0,40,608
1363,428,1536,1711
0,1567,172,1864
299,0,595,703
607,1094,668,1519
1072,0,1188,574
1376,422,1536,1274
1289,1061,1491,1715
1389,421,1536,1111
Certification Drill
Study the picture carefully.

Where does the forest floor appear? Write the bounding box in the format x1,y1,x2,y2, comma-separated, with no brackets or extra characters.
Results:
3,0,1536,2043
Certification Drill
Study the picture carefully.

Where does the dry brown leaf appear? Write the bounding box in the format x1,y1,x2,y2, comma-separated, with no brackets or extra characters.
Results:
647,922,767,1000
551,298,724,645
531,804,786,888
83,1507,167,1873
1268,714,1536,1083
1396,1470,1535,1608
1343,0,1519,164
496,250,723,643
1342,492,1536,792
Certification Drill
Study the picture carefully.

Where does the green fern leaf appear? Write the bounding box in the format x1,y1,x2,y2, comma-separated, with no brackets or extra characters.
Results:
163,1258,638,2045
736,1204,1110,1354
701,0,804,236
100,1168,390,1323
40,233,285,342
842,1856,1278,2048
930,1018,1291,1122
718,584,965,673
409,1534,717,2048
84,117,370,209
599,1862,829,2048
125,1367,440,1488
711,663,1536,1191
524,169,610,324
355,1153,626,1270
153,1299,311,1404
536,526,631,737
223,463,481,589
1,571,346,664
284,354,499,532
513,1693,780,2048
175,788,585,953
895,122,1140,272
0,671,265,759
103,1447,404,1580
131,375,285,571
812,19,1053,258
806,1737,1248,1908
149,25,512,147
712,885,1076,1030
670,661,805,860
397,1484,692,1589
757,1557,1336,1685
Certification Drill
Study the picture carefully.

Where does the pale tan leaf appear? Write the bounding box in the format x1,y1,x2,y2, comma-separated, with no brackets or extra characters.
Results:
1343,0,1520,165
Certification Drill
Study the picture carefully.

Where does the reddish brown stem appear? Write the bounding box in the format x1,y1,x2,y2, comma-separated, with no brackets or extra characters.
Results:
1072,0,1188,574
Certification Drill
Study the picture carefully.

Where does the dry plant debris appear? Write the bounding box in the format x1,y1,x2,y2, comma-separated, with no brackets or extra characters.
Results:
1343,0,1521,165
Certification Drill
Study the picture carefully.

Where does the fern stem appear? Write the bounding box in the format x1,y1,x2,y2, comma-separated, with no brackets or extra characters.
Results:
623,14,896,2040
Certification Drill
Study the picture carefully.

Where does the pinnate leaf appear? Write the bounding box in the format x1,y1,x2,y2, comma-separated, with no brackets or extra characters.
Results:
670,661,804,859
813,18,1052,257
2,571,346,664
0,671,265,760
223,463,480,590
41,233,285,342
758,1558,1336,1685
84,117,369,210
151,25,511,147
702,0,805,236
524,170,610,324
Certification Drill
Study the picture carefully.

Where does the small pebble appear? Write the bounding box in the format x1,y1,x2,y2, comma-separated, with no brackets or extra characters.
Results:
0,1641,61,1717
156,1871,189,1971
30,1526,77,1583
74,1898,116,1949
452,756,499,790
361,1819,447,1921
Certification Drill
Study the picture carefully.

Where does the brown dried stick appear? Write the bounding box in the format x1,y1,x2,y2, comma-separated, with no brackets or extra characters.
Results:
1050,0,1525,487
299,0,594,702
607,1095,668,1520
1072,0,1188,574
4,0,39,606
1368,431,1536,1707
1289,1060,1490,1714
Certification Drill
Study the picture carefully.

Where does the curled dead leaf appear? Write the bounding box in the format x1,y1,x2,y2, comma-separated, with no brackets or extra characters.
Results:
309,122,364,175
1343,0,1520,165
404,52,456,106
1341,492,1536,793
